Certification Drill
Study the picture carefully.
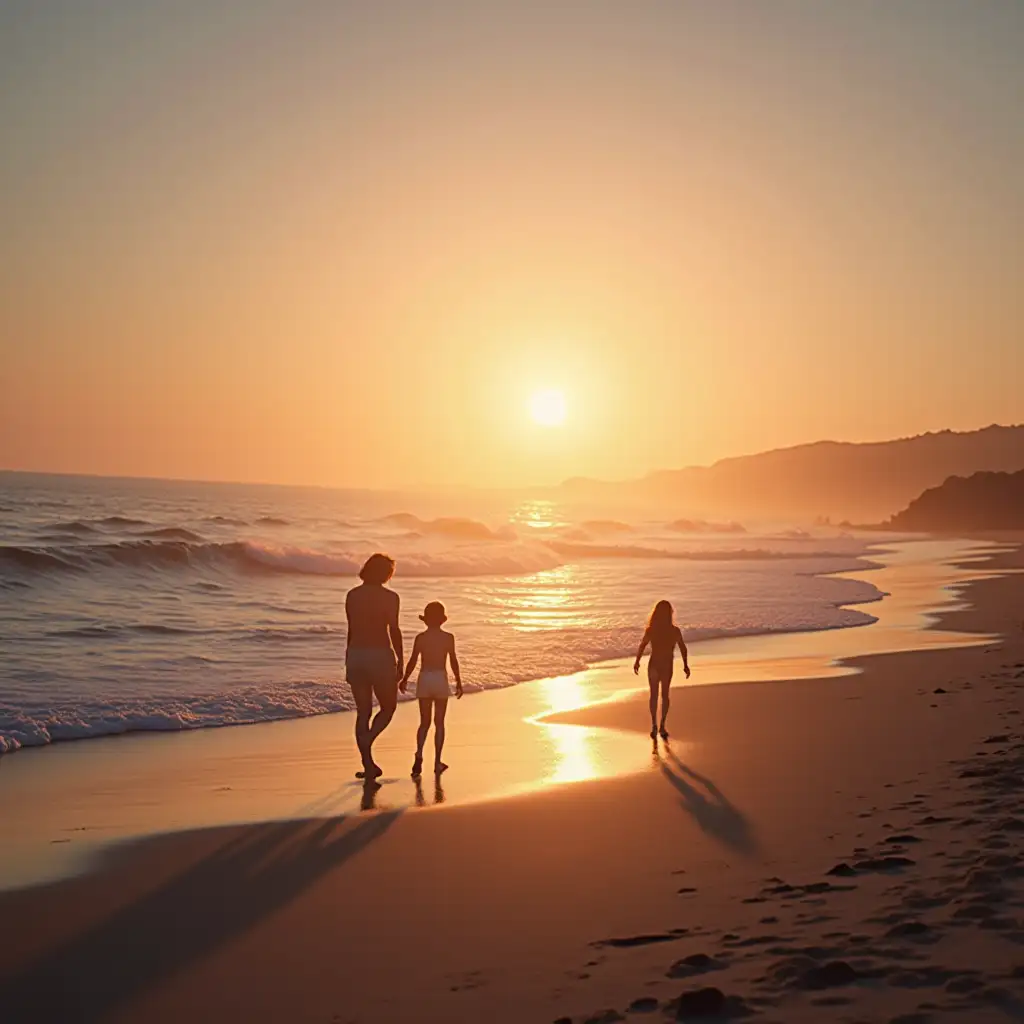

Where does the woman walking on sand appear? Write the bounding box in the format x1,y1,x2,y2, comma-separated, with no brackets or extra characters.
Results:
346,553,403,779
634,600,690,740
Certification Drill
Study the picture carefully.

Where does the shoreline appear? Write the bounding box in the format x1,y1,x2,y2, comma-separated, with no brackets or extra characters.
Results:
1,538,1022,1022
0,536,1012,895
0,534,984,758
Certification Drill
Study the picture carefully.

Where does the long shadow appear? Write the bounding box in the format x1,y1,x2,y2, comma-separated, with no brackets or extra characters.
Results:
2,809,400,1022
657,745,758,856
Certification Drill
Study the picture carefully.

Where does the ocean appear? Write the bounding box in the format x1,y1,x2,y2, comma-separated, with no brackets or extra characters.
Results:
0,472,884,754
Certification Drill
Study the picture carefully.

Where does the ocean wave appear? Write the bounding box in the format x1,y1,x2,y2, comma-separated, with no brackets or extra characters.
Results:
546,541,850,561
49,520,98,535
0,546,84,572
47,623,202,639
138,527,204,542
242,625,344,643
241,540,560,577
48,515,154,535
580,519,635,533
378,513,514,541
0,532,864,581
256,516,290,526
0,538,563,579
667,518,747,534
0,680,355,753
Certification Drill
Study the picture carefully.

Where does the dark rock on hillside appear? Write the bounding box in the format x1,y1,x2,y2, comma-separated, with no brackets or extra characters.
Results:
886,468,1024,531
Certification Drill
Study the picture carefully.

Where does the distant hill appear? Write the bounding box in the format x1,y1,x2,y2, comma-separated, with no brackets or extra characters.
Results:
561,425,1024,522
886,469,1024,531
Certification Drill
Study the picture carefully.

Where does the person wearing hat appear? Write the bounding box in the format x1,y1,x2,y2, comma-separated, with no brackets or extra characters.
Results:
400,600,463,778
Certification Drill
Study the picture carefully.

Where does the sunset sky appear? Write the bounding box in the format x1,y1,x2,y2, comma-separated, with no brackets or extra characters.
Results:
2,1,1022,489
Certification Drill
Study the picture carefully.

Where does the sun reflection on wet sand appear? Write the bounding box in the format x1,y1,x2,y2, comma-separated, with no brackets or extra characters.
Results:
530,673,605,784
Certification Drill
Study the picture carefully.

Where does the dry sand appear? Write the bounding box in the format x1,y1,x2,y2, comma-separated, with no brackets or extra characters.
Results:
2,540,1024,1023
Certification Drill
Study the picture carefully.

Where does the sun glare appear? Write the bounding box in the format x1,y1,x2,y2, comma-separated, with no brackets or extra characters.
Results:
528,388,567,427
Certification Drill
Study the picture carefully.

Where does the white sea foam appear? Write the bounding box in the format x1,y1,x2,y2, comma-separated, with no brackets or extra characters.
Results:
0,682,355,753
239,540,565,577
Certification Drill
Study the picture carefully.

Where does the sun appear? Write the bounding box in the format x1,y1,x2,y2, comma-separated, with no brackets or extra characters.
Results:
528,388,567,427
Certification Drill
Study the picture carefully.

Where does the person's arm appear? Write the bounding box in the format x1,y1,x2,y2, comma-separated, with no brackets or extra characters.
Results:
677,628,690,678
449,634,463,698
400,634,419,693
389,592,404,681
633,628,650,675
344,590,352,651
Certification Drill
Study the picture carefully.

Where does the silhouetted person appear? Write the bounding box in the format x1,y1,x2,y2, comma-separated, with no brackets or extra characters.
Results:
346,553,403,779
400,600,462,778
634,599,690,739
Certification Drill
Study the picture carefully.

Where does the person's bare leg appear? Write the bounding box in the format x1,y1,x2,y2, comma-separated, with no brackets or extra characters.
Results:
364,678,396,776
659,678,671,738
647,668,659,738
369,692,397,742
351,682,376,778
433,699,449,773
412,699,431,777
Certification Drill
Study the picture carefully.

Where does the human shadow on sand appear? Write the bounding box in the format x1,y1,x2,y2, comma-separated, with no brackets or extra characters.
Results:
657,745,758,856
3,808,400,1023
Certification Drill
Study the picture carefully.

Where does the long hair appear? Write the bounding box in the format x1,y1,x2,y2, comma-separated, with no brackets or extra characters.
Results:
647,599,675,638
359,552,395,585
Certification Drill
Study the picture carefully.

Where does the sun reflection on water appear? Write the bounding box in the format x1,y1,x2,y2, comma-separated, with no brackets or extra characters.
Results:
509,499,568,531
489,565,596,632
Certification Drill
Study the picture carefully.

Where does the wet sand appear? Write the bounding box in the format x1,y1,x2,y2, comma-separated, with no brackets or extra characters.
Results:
2,536,1023,1022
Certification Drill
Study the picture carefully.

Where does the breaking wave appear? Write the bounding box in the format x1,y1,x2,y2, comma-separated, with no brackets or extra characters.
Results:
546,541,851,562
377,513,515,541
0,538,563,579
0,534,866,581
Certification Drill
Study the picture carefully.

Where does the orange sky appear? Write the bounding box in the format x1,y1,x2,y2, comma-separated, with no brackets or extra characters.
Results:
2,2,1022,489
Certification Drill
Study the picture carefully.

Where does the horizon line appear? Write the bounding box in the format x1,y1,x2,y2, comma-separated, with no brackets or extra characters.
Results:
2,422,1020,495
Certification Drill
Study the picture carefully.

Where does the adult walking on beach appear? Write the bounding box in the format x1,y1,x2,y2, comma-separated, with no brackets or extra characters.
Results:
346,553,403,779
634,599,690,740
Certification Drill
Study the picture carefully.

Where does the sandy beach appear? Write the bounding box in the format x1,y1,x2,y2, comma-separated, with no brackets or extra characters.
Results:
6,4,1023,1019
3,536,1024,1023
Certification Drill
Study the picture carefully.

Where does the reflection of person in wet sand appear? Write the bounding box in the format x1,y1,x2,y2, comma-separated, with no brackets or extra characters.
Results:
345,553,403,780
401,601,462,778
634,599,690,740
414,775,446,807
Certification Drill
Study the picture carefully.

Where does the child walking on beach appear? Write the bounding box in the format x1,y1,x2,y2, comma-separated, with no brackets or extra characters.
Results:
400,601,463,778
634,600,690,740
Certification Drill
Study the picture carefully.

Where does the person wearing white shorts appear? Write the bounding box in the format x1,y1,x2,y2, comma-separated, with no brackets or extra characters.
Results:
400,601,463,777
416,667,451,700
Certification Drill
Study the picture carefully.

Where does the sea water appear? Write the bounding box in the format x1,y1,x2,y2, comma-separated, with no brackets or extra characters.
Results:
0,472,883,753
